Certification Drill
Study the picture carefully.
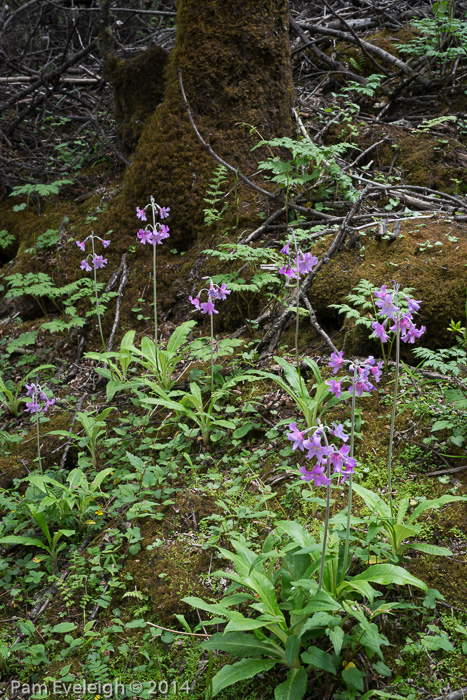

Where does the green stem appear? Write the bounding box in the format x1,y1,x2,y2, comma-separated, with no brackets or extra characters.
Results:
341,362,357,583
318,427,332,591
91,235,106,352
291,232,304,396
387,318,400,518
151,198,159,374
36,414,43,474
210,312,214,400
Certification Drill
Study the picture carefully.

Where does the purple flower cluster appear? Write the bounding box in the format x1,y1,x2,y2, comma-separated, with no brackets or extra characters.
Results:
279,234,318,280
189,280,231,316
287,421,356,487
326,352,383,398
76,234,109,272
136,201,170,246
24,382,55,415
371,284,425,344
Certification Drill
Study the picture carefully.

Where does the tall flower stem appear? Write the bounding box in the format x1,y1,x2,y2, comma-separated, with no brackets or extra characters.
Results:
292,233,304,396
387,318,400,518
151,198,159,372
341,362,357,583
35,414,43,474
318,428,332,591
91,235,106,352
210,312,214,399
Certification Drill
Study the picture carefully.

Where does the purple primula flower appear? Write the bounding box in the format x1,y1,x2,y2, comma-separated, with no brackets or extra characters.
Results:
402,324,426,344
300,464,331,487
279,264,297,279
329,350,345,375
25,401,41,414
101,239,111,248
25,383,36,397
374,285,388,299
304,430,331,463
329,444,352,473
200,299,218,315
286,422,308,451
92,256,107,269
215,283,231,300
352,379,374,397
159,206,170,219
407,298,421,314
136,206,147,221
372,320,389,343
330,422,349,442
326,379,343,398
337,455,357,482
364,356,376,366
44,397,55,411
375,293,399,320
81,259,92,272
189,295,201,310
389,314,412,334
281,242,290,255
76,240,86,251
137,228,153,245
208,283,231,301
297,252,318,275
370,362,383,383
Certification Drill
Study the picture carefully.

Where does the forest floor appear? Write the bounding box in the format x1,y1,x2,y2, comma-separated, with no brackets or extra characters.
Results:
1,2,467,699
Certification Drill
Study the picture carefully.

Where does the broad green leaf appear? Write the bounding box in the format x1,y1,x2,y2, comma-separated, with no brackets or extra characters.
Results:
301,646,337,674
421,634,455,652
274,667,308,700
342,665,365,692
224,616,271,633
291,589,342,617
211,658,277,696
52,622,77,634
328,625,345,656
125,451,147,471
201,632,281,658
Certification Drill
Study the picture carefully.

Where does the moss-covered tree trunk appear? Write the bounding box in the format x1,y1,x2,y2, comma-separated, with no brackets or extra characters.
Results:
110,0,294,249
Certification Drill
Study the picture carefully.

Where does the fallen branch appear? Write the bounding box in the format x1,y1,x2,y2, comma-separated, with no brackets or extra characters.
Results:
106,254,130,351
0,40,98,115
297,21,431,87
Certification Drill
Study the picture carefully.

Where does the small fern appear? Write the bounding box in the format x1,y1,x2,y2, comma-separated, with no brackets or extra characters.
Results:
412,346,467,377
203,165,229,226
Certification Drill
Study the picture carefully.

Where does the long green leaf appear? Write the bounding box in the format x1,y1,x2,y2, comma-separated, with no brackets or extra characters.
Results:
401,542,453,557
0,535,48,551
166,320,196,353
201,632,281,658
407,495,467,524
352,484,391,518
211,658,277,696
274,667,308,700
341,563,427,592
